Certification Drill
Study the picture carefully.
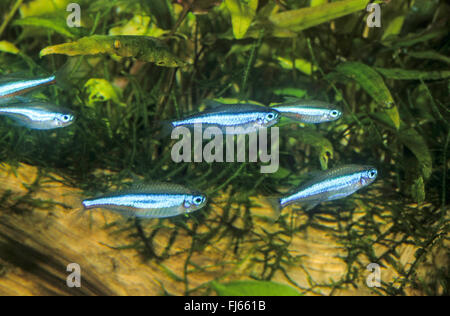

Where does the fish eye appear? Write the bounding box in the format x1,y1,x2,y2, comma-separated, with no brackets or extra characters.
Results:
62,115,71,122
330,110,340,117
368,168,377,179
266,112,278,121
193,195,205,205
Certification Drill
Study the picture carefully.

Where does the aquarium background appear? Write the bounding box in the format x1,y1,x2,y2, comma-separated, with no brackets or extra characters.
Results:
0,0,448,296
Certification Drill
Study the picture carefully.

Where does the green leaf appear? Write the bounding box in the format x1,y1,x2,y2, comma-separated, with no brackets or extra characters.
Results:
375,67,450,80
225,0,258,39
271,166,291,180
272,87,307,99
381,29,447,48
335,61,400,130
277,56,317,75
407,51,450,65
381,15,405,41
411,176,426,203
211,280,302,296
13,15,78,38
0,41,20,54
108,15,168,37
269,0,370,32
310,0,328,7
39,35,186,67
20,0,70,18
398,128,432,179
297,130,334,170
84,79,125,108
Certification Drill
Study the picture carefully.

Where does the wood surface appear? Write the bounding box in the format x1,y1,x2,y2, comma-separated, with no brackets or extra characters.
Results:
0,163,428,296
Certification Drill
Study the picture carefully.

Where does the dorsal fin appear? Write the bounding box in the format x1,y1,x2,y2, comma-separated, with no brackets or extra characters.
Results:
203,99,226,108
115,182,198,195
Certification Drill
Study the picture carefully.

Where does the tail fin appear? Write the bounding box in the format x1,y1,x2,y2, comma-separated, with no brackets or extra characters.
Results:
69,194,92,225
53,61,74,90
266,196,283,221
154,120,175,140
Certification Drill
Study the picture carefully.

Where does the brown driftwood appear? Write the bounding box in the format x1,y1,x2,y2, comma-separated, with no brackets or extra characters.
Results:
0,163,432,295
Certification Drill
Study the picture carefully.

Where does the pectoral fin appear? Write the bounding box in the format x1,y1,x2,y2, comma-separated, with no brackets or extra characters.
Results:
303,200,320,212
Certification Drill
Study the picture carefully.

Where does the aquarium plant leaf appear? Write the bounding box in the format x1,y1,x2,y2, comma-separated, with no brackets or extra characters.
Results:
398,128,432,179
108,15,168,38
381,15,405,41
277,56,317,75
297,130,334,170
272,87,307,99
335,61,400,130
374,68,450,81
19,0,70,18
0,41,20,54
225,0,258,40
84,79,125,108
269,0,370,32
407,51,450,65
142,0,174,30
310,0,328,7
211,280,302,296
13,15,78,38
410,175,426,203
39,35,186,67
381,29,447,49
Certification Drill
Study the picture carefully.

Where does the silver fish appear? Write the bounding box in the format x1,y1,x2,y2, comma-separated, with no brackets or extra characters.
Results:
82,183,207,219
272,99,342,123
0,100,75,129
0,75,56,99
167,103,280,135
271,165,377,212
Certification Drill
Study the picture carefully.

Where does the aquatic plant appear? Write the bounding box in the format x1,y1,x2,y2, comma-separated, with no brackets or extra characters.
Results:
0,0,448,296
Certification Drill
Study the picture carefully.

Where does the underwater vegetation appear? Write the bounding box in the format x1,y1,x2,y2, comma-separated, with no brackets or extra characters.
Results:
0,0,448,296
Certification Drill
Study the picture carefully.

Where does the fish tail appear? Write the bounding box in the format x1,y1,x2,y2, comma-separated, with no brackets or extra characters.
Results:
155,120,175,139
53,61,73,90
265,196,283,221
70,195,94,225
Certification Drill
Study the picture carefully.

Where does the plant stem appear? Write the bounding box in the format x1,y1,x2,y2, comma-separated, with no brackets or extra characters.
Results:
0,0,24,38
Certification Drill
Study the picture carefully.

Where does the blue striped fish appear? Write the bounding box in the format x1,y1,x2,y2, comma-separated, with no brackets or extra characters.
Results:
270,165,377,213
166,102,280,135
0,99,75,129
272,99,342,123
82,183,207,219
0,75,56,100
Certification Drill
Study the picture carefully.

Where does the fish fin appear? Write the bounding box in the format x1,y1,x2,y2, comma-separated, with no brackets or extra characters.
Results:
53,74,71,91
52,61,75,90
71,205,90,224
203,99,225,108
154,120,175,139
0,96,35,106
282,96,304,103
265,196,283,221
302,200,320,212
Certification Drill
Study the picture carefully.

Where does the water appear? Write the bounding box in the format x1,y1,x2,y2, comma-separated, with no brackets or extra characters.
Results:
0,0,448,296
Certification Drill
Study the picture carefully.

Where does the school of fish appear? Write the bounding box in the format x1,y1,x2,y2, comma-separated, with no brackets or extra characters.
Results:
0,65,377,219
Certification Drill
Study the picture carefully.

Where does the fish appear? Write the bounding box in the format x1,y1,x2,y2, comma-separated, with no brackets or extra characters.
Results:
82,183,207,219
0,99,75,129
0,74,57,100
269,165,377,214
164,102,280,135
272,99,342,123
